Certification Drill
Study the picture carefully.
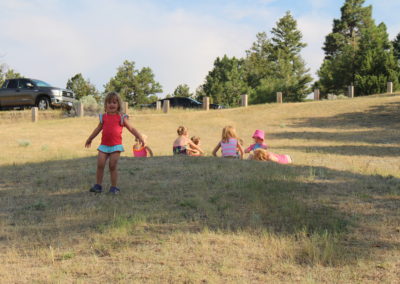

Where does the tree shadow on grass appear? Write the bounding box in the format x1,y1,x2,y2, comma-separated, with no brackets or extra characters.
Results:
289,101,400,130
0,156,398,263
277,145,400,157
272,101,400,146
272,129,399,145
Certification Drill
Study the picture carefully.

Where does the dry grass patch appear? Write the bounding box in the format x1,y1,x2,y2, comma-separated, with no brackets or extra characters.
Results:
0,95,399,282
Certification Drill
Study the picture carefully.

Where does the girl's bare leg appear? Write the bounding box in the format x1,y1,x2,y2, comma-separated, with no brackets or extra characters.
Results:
109,152,121,187
96,151,109,185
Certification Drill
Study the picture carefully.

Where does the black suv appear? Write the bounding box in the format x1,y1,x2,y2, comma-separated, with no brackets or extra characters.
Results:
143,97,224,109
0,78,75,110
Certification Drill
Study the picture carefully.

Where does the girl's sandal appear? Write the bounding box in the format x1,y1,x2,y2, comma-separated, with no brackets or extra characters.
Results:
109,186,120,195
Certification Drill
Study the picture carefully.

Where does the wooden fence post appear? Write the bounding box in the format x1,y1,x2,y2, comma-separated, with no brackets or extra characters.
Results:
387,82,393,94
348,85,354,98
163,100,170,113
241,94,248,107
156,101,161,110
77,102,84,117
203,97,209,110
314,89,320,101
122,102,129,113
276,92,283,103
32,107,38,122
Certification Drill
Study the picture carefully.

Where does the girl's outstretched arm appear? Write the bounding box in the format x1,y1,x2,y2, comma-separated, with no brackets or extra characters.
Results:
85,123,102,148
237,142,244,159
244,144,253,153
145,146,154,157
123,117,144,146
212,142,221,157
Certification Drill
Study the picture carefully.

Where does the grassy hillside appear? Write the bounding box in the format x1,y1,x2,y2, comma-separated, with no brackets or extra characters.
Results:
0,95,399,283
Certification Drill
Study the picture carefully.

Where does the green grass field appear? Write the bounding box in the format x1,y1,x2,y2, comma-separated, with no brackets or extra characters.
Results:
0,95,399,283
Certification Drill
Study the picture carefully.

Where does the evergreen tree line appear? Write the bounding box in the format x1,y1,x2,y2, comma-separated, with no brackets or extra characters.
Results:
2,0,400,106
198,11,312,106
316,0,400,97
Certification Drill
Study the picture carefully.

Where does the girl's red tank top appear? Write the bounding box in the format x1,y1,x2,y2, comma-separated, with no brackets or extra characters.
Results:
101,113,124,146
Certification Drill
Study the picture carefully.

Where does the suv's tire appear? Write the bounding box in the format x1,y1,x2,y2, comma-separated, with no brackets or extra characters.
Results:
37,96,50,110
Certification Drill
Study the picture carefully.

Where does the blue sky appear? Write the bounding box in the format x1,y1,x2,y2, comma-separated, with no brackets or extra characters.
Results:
1,0,399,96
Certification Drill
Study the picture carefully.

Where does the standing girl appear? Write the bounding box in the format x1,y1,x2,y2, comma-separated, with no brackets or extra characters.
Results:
85,92,144,194
212,126,244,159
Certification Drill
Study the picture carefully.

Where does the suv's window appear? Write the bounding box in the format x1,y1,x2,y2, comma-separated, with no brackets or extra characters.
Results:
174,98,183,106
32,79,51,87
6,79,18,89
189,98,200,104
180,98,189,107
168,98,177,107
18,79,32,89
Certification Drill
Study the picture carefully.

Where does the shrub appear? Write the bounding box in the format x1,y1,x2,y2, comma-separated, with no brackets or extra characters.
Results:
80,95,102,114
69,95,102,117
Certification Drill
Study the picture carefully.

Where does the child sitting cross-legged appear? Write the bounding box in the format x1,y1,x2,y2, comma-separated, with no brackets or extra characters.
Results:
173,126,204,156
245,129,268,159
187,136,204,156
212,125,244,159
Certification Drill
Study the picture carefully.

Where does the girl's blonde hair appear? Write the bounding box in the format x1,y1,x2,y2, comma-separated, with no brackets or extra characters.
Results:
253,149,269,161
191,136,200,145
104,92,123,113
221,126,238,142
177,126,188,136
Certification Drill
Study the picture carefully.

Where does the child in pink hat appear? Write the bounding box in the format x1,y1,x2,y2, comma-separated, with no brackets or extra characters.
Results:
245,130,268,158
246,129,293,164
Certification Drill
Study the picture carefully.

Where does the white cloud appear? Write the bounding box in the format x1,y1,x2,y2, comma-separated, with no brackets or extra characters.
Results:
0,0,261,95
297,14,332,79
0,0,398,96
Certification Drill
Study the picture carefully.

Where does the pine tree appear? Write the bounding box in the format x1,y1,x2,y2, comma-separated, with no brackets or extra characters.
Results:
66,73,100,101
317,0,399,95
246,12,312,103
202,55,248,107
392,32,400,62
173,84,192,98
355,23,399,94
244,32,274,90
104,60,162,106
270,11,312,101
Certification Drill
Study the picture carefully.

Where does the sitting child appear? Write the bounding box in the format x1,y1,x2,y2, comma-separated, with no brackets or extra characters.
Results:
187,136,204,156
173,126,203,156
245,129,268,159
133,134,153,157
212,125,244,159
252,148,292,164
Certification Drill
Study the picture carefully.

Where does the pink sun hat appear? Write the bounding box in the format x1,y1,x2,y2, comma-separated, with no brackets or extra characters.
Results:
252,129,265,141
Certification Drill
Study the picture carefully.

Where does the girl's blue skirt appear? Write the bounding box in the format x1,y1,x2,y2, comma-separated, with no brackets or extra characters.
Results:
97,144,124,153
